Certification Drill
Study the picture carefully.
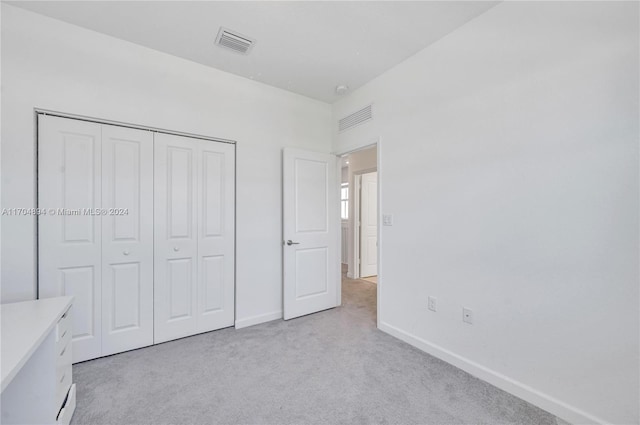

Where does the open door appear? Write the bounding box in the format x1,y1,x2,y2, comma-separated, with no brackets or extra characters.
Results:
283,148,340,320
359,171,378,277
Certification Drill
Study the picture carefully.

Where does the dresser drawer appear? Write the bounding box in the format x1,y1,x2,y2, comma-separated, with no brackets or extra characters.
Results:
57,384,76,425
56,339,72,380
55,365,72,413
55,308,72,349
55,340,73,411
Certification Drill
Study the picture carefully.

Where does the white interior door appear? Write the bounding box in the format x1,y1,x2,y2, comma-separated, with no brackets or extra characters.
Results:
154,133,235,343
283,148,339,320
154,133,199,343
101,124,154,355
359,171,378,278
196,141,235,333
38,115,103,363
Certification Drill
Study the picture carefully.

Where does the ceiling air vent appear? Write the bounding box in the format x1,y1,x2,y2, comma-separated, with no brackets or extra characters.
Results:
339,104,373,133
215,27,255,55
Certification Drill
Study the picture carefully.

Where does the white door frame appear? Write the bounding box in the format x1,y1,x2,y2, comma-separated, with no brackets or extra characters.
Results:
334,137,382,328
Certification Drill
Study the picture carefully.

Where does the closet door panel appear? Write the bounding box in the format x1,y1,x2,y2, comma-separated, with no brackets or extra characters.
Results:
197,142,235,332
38,115,103,363
101,125,154,356
154,133,198,343
168,258,194,319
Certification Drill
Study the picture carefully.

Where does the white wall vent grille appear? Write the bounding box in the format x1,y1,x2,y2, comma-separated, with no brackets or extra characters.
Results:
339,104,373,132
215,27,255,55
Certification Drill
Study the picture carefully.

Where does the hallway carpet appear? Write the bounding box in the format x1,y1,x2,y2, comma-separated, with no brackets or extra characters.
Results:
71,278,557,424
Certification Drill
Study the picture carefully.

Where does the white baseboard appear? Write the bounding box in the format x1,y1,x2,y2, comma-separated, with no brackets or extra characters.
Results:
378,321,606,425
235,310,282,329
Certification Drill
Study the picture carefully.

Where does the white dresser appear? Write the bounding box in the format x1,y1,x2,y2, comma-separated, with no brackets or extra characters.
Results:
1,296,76,425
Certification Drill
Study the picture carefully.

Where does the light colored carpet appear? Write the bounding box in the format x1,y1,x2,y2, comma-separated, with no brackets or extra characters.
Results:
71,278,557,425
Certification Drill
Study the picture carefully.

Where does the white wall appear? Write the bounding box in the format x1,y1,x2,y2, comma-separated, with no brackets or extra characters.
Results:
334,2,638,424
0,3,3,290
0,5,332,328
345,147,377,278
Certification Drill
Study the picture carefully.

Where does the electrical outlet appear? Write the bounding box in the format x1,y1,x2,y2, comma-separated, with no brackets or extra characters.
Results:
382,214,393,226
463,308,473,324
428,296,437,312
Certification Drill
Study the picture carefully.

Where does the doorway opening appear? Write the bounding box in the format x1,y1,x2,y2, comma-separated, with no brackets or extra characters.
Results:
338,144,379,323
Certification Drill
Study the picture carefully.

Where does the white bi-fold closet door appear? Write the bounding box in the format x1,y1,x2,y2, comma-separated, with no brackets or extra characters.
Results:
38,115,235,363
153,133,235,343
38,116,154,362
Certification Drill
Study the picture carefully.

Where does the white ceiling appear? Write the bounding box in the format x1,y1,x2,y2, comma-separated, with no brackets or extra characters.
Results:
9,1,498,103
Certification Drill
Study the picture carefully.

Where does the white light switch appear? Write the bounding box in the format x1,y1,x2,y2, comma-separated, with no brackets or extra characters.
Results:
382,214,393,226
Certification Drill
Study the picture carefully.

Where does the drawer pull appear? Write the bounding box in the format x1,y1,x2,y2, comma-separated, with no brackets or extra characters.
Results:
61,330,68,339
60,347,67,357
59,373,66,384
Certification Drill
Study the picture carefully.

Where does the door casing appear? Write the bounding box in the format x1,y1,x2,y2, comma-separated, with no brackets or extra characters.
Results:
334,138,382,328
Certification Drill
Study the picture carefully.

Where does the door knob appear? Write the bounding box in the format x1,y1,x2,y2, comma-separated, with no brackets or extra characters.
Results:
174,247,180,252
286,240,300,246
123,251,130,256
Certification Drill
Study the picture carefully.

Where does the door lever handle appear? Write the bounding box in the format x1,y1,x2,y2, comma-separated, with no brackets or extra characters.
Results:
286,240,300,246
